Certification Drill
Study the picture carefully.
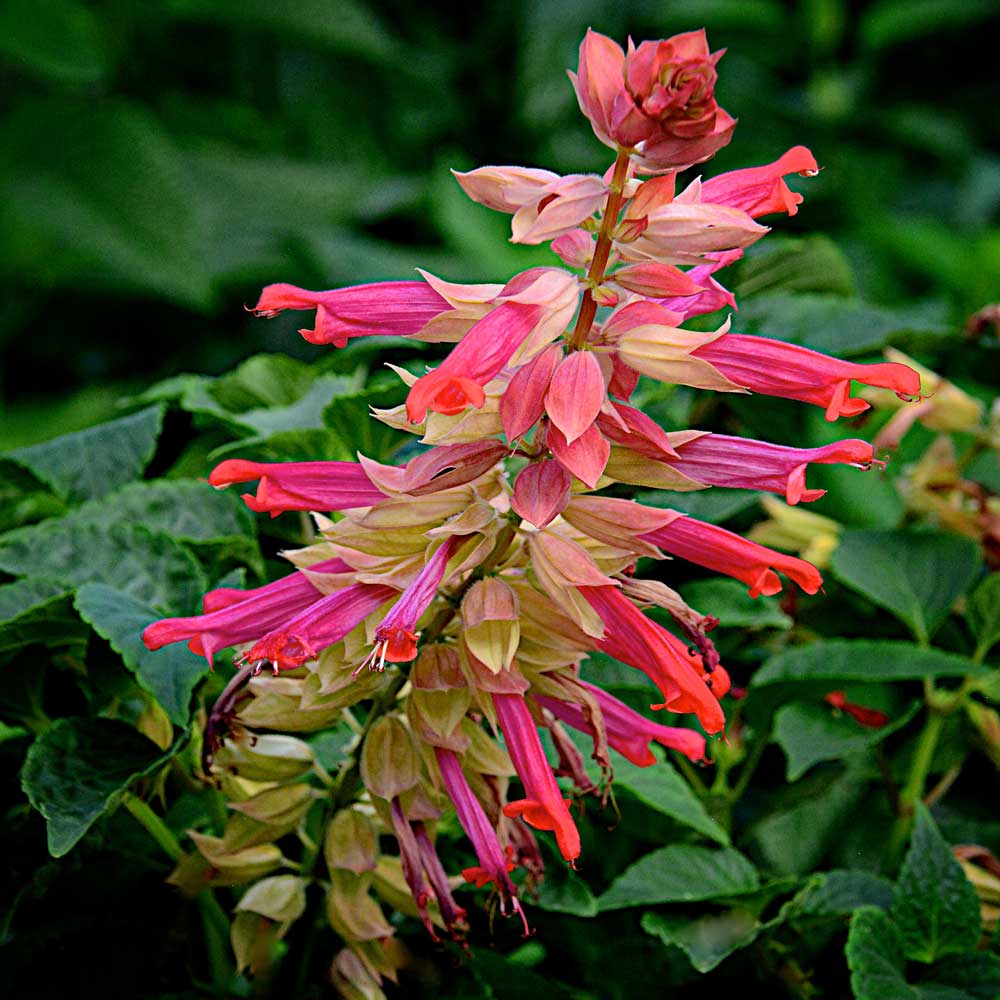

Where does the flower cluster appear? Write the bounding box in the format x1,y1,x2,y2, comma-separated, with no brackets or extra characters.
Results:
144,26,920,982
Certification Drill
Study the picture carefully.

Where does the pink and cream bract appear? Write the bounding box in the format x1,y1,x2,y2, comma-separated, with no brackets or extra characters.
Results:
144,25,919,960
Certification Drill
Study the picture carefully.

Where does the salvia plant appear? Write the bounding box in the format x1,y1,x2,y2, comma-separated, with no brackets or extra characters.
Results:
7,23,1000,1000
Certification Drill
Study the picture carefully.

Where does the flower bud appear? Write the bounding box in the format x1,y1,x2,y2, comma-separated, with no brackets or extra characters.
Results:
327,870,396,941
462,578,521,673
212,734,315,782
360,714,420,801
324,808,379,874
229,783,317,826
236,874,308,926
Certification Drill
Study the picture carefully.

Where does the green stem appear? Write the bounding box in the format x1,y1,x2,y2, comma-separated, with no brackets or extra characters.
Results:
729,722,772,803
567,149,632,351
122,791,182,860
675,754,707,795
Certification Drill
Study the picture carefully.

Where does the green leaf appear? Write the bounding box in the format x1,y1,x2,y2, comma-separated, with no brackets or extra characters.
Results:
0,0,111,84
891,804,981,963
230,374,359,437
860,0,997,51
20,717,177,857
749,768,869,875
74,584,209,726
533,868,598,917
324,389,406,463
831,530,981,643
0,522,206,614
0,578,82,655
774,700,920,781
615,761,730,845
681,579,791,630
5,405,164,504
967,574,1000,661
847,906,919,1000
205,354,319,413
598,845,760,911
735,293,951,357
641,908,760,972
789,869,894,916
925,953,1000,999
752,641,986,689
737,235,857,298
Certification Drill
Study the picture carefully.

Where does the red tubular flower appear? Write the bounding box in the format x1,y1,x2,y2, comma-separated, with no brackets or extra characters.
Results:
654,250,740,321
536,682,707,765
252,280,450,347
142,558,347,664
700,146,819,218
667,432,880,504
388,799,438,940
413,823,470,941
435,748,523,921
579,585,727,734
492,692,581,864
693,334,922,421
405,301,544,423
642,514,823,597
199,558,351,614
362,537,462,670
209,459,385,516
825,691,890,728
240,582,395,672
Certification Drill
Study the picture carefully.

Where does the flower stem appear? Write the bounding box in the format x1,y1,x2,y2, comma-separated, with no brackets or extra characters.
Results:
567,149,632,351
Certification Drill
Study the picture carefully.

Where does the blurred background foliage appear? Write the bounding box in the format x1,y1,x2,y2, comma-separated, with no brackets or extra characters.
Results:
1,0,999,448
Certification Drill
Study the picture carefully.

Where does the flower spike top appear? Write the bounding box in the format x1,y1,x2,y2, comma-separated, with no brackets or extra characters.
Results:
143,24,920,957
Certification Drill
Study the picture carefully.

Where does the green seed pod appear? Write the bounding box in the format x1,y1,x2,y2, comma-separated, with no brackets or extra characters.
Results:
360,714,420,801
324,808,379,875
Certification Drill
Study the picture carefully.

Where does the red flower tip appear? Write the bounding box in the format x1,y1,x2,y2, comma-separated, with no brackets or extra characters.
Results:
241,631,316,672
406,372,487,422
825,691,889,728
208,459,266,488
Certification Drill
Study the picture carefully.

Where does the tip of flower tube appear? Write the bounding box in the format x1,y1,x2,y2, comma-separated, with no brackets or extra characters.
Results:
240,631,315,672
208,459,265,488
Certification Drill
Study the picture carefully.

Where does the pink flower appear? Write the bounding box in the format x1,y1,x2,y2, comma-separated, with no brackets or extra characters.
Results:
405,301,544,422
238,582,395,672
209,459,385,516
453,167,608,245
252,280,450,347
493,692,581,863
435,748,523,919
642,514,823,597
142,557,346,663
569,29,736,173
700,146,819,218
654,250,740,320
667,432,880,504
693,333,922,421
361,536,462,670
536,682,707,765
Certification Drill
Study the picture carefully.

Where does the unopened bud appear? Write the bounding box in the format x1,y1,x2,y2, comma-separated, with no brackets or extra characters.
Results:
324,808,379,874
327,870,396,942
213,734,315,782
411,644,464,690
230,783,317,826
462,578,520,672
408,686,472,750
360,714,420,800
236,874,308,926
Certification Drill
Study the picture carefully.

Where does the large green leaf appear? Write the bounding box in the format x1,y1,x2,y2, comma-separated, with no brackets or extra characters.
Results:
74,584,209,726
847,907,919,1000
533,866,598,917
752,641,985,688
788,869,894,917
774,700,920,781
598,845,760,911
637,487,760,524
615,761,730,846
5,405,164,504
748,768,869,875
641,908,761,973
831,530,981,643
0,577,82,654
20,718,177,857
924,953,1000,999
0,522,206,614
967,574,1000,661
891,804,981,963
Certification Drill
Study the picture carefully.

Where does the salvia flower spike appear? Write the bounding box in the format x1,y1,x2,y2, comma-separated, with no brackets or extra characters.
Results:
144,25,919,952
